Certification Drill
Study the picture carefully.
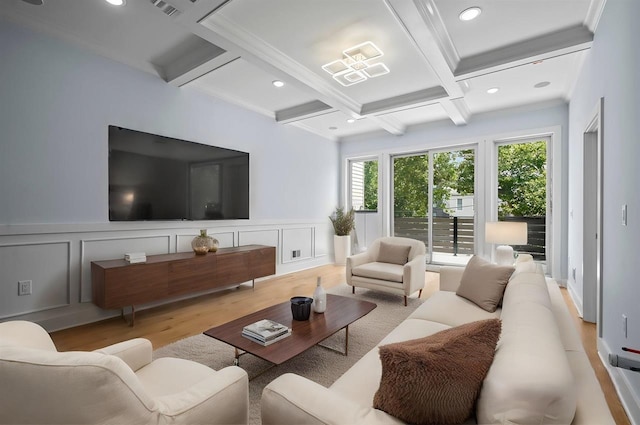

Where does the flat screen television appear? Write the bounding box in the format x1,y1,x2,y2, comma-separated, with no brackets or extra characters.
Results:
108,126,249,221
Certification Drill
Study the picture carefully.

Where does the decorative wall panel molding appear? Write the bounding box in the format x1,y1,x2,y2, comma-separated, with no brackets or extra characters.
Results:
281,227,313,263
0,241,71,319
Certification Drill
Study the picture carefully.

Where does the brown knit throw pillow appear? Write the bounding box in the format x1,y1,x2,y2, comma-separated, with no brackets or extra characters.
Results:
373,319,502,425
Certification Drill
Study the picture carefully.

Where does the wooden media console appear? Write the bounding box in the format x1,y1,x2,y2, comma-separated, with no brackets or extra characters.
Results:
91,245,276,325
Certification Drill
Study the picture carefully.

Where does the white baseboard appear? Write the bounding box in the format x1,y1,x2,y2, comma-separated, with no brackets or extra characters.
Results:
597,339,640,425
567,281,584,318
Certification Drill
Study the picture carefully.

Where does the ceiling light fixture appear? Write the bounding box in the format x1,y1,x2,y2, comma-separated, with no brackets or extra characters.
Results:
347,119,355,123
487,87,499,94
459,7,481,21
105,0,125,5
322,41,390,87
272,80,284,88
534,81,551,88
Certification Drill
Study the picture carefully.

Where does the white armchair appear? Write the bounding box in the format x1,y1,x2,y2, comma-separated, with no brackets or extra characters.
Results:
0,320,249,425
346,237,426,305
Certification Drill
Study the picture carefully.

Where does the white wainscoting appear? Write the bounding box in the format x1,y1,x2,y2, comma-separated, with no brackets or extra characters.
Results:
0,241,71,320
281,227,313,263
0,220,332,331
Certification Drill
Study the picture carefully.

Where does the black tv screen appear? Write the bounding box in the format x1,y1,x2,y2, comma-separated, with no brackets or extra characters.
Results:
108,126,249,221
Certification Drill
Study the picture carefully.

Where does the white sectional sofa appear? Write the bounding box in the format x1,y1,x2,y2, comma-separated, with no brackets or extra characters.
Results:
261,259,615,424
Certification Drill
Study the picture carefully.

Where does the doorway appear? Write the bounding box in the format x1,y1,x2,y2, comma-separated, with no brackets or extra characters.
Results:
582,97,604,336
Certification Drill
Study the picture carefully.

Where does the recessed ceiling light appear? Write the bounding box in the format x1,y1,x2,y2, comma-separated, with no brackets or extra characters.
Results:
347,119,355,124
487,87,499,94
534,81,551,88
329,126,338,131
21,0,44,5
105,0,125,5
459,7,481,21
272,80,285,88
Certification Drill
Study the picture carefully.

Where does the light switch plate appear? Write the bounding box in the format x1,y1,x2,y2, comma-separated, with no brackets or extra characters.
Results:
622,204,628,226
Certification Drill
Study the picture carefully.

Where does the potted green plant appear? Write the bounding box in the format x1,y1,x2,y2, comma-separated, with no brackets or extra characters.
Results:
329,207,355,265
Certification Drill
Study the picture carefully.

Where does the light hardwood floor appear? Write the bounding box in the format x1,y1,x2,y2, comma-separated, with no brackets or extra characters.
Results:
51,265,629,424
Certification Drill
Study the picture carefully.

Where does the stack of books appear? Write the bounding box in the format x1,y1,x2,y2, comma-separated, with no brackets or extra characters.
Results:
124,252,147,264
242,319,291,346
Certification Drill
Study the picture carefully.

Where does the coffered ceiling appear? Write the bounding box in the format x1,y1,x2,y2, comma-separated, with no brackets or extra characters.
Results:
1,0,605,141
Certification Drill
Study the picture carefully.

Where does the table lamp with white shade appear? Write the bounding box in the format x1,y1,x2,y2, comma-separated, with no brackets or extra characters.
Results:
485,221,528,266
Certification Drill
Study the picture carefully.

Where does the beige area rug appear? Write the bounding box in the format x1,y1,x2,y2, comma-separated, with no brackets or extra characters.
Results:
153,283,424,425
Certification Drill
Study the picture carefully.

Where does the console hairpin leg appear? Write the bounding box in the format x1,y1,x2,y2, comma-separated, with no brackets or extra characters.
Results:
252,279,255,291
121,305,136,327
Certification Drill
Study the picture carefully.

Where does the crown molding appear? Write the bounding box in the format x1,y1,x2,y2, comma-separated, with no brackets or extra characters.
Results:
185,78,275,119
584,0,607,32
165,49,236,87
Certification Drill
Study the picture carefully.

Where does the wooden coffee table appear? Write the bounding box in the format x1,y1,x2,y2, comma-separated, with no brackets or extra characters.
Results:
203,294,376,367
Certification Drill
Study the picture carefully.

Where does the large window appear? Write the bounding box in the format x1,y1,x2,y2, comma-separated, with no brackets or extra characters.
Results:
350,159,378,211
496,139,548,261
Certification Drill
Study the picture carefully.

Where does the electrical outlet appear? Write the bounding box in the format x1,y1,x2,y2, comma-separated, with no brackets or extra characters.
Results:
622,315,628,338
18,280,32,296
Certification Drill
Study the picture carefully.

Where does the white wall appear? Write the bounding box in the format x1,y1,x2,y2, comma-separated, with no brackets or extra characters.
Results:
0,20,339,330
340,102,568,279
567,0,640,420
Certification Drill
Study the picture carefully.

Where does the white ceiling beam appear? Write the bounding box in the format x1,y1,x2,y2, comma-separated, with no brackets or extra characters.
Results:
275,101,333,124
384,0,467,126
196,12,405,135
454,25,593,79
361,87,448,115
439,98,470,126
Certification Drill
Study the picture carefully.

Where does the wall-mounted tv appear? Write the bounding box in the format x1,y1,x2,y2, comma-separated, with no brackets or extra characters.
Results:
108,126,249,221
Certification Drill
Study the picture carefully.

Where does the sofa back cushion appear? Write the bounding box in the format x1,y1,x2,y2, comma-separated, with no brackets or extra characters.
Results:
456,255,514,312
476,270,577,424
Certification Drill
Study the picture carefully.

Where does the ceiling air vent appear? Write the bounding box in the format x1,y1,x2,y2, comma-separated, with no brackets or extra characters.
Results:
150,0,181,17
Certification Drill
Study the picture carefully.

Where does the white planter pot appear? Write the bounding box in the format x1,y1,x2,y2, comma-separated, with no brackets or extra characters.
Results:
333,235,351,265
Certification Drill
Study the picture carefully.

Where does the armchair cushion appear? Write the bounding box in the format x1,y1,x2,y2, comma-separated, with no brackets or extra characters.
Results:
456,255,514,312
351,262,404,283
373,319,502,425
377,242,411,265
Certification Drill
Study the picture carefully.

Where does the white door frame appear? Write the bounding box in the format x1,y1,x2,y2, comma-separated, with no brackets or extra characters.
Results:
582,98,604,335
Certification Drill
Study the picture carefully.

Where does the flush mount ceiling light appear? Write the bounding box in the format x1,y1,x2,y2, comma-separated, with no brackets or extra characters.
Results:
322,41,390,87
487,87,499,94
347,119,355,123
534,81,551,88
272,80,285,88
105,0,126,5
459,7,482,21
